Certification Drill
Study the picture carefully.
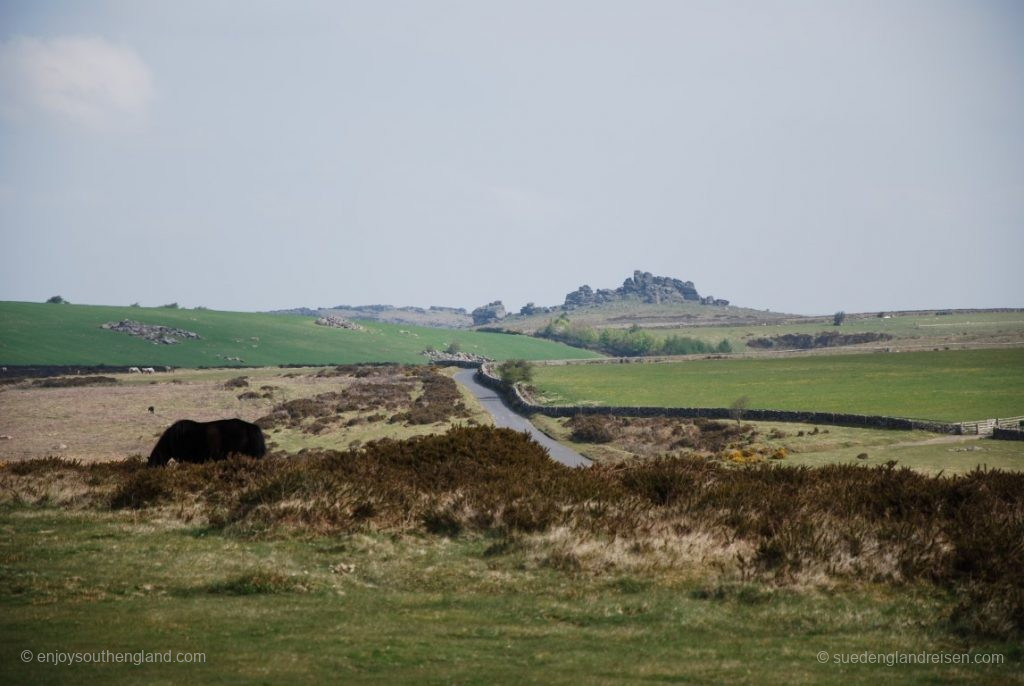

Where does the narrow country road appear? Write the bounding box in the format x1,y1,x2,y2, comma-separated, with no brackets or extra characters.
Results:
453,369,592,468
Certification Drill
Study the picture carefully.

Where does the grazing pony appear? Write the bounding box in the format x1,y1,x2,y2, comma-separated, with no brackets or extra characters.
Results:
148,418,266,466
128,367,141,374
141,367,156,374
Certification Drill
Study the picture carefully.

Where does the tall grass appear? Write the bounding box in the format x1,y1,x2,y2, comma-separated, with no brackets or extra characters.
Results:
3,426,1022,637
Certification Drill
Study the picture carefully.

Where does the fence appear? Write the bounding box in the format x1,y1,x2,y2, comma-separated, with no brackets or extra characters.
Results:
958,416,1024,436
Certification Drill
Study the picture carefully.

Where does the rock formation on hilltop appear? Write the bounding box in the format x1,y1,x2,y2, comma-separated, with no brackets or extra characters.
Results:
314,315,365,331
101,320,202,345
471,301,507,325
562,271,728,309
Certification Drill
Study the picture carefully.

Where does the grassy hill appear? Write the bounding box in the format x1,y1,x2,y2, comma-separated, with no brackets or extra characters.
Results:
629,310,1024,352
0,301,600,367
497,303,1024,354
497,300,795,333
531,348,1024,422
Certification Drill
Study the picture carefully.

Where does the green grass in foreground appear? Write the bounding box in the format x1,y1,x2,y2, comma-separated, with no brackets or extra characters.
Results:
0,301,599,366
1,508,1020,685
531,348,1024,422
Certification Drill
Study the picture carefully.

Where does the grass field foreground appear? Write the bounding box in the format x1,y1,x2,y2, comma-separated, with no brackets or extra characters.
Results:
2,508,1019,685
531,348,1024,422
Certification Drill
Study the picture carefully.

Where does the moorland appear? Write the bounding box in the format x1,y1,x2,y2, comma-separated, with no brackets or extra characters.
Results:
2,279,1022,684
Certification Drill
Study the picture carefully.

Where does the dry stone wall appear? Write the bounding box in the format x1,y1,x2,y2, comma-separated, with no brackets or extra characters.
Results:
471,363,959,434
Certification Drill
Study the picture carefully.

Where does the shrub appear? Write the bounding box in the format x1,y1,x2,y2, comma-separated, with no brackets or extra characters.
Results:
7,427,1024,639
45,295,68,304
109,469,170,509
833,311,846,326
497,359,533,386
568,415,615,443
538,318,728,357
729,396,750,423
32,376,118,388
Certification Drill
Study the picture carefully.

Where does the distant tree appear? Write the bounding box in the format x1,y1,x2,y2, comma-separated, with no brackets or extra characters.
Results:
444,341,462,355
194,305,208,310
876,311,886,318
729,396,750,424
497,359,533,387
45,295,68,304
833,311,846,326
716,339,733,353
161,302,179,309
130,302,141,307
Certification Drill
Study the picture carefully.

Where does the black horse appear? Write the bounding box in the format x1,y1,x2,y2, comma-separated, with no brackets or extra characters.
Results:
148,418,266,466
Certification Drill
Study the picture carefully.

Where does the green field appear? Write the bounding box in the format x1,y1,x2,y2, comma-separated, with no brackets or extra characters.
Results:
641,311,1024,351
531,348,1024,422
0,302,599,366
504,306,1024,352
2,509,1019,685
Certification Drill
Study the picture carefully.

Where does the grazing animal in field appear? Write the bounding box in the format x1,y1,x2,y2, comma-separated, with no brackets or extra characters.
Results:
148,406,155,414
128,367,141,374
141,367,156,374
148,418,266,466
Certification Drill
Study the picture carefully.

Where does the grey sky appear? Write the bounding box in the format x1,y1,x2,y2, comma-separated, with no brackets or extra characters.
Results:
1,0,1021,315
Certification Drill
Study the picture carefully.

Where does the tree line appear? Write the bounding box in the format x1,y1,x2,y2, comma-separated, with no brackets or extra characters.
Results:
537,316,731,357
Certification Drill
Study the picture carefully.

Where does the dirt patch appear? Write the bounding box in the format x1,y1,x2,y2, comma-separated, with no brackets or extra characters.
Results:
257,368,471,433
565,415,758,457
31,376,120,389
0,365,492,464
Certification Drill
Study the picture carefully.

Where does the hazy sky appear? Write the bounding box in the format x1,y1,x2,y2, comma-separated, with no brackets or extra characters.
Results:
1,1,1021,315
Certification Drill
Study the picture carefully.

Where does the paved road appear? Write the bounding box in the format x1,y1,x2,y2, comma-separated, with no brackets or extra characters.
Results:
453,369,591,468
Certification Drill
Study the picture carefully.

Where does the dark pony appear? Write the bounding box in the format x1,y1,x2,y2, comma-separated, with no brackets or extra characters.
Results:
148,418,266,466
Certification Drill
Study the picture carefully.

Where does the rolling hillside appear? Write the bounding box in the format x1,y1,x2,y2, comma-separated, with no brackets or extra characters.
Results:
0,302,600,366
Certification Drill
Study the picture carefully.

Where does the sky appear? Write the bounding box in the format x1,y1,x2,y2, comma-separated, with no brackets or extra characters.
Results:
1,0,1021,316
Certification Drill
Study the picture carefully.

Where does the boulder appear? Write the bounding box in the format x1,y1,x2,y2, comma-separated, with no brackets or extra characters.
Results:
562,270,713,309
471,301,507,325
314,315,365,331
100,320,201,345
